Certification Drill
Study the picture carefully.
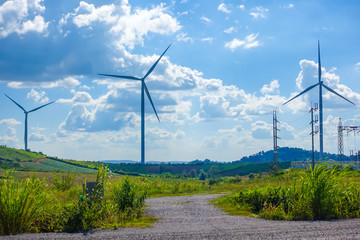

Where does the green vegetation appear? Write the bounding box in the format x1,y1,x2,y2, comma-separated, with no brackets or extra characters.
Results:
214,164,360,220
22,158,98,173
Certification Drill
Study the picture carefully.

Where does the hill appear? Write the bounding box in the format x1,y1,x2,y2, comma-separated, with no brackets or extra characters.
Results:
237,147,342,162
0,146,97,173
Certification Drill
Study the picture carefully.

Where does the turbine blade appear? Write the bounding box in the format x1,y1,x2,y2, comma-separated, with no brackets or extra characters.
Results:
4,94,26,112
283,83,319,105
98,73,141,81
28,100,56,113
143,44,171,80
318,40,322,82
144,83,160,122
322,84,355,105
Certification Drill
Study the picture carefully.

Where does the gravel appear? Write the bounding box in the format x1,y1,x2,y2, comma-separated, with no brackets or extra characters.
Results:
2,194,360,239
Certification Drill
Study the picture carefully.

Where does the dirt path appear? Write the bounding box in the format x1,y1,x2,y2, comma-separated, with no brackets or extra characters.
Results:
5,194,360,239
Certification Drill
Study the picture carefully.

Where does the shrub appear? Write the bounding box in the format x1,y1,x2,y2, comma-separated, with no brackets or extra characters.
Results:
113,177,146,216
0,177,52,235
62,165,109,232
53,173,75,191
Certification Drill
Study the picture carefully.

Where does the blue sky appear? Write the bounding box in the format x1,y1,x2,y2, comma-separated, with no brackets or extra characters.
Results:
1,0,360,162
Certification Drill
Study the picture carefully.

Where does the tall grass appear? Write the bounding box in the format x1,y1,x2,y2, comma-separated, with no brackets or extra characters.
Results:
0,177,51,235
216,164,360,220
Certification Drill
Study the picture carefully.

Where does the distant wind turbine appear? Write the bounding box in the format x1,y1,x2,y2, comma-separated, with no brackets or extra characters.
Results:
98,44,171,164
4,94,56,151
283,41,355,160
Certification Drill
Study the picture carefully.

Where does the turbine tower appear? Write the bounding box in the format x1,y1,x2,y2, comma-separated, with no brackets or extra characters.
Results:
283,41,355,160
99,44,171,164
4,94,56,151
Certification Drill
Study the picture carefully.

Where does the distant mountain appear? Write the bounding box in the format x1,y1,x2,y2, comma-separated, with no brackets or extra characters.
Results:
237,147,345,163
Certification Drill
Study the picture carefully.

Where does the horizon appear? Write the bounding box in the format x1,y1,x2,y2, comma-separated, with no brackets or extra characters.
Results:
1,0,360,162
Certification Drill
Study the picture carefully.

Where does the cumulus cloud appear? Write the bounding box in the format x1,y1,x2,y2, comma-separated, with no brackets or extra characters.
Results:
218,3,231,14
61,1,181,50
0,118,21,126
285,59,360,112
251,121,272,139
260,80,280,95
224,33,260,51
0,118,21,145
0,0,49,38
250,6,269,19
26,89,49,103
7,76,81,89
29,131,48,142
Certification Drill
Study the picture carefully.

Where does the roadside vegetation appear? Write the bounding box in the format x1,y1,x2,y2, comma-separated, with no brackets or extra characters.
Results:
214,164,360,220
1,145,360,235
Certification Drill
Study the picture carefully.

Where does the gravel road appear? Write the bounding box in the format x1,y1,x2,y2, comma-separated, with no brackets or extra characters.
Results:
3,194,360,239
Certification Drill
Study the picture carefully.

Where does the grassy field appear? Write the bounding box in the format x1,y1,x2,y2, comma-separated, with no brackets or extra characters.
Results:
21,158,98,173
1,164,360,236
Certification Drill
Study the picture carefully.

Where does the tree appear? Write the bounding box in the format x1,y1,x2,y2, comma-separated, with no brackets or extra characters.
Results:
198,169,206,180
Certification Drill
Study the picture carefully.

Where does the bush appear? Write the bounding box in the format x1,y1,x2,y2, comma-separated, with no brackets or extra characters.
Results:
62,165,108,232
53,173,75,191
231,164,360,220
113,177,147,218
0,177,52,235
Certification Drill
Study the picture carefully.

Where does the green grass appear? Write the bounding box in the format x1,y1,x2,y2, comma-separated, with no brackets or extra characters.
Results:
0,146,46,162
214,165,360,220
21,158,98,173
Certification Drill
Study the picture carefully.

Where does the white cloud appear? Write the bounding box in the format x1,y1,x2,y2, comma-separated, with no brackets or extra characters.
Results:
201,37,213,43
0,118,21,126
251,121,272,139
250,6,269,19
0,0,49,38
29,131,48,142
224,33,260,51
0,118,21,145
72,2,117,28
218,3,231,14
285,59,360,112
355,62,360,71
176,32,192,42
283,4,294,9
260,80,280,95
224,26,234,34
200,16,211,23
238,5,245,10
27,89,49,103
60,1,181,50
7,76,81,89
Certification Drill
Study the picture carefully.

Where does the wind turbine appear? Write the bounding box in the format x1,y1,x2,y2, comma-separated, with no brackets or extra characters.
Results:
283,41,355,160
98,44,171,164
4,94,56,151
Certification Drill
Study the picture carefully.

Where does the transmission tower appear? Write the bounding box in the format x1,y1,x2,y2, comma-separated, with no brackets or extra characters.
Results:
338,120,360,161
273,110,280,166
309,103,318,169
338,118,344,160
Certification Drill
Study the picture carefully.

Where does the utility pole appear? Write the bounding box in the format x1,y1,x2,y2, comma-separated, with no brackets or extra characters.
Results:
273,110,280,167
310,103,319,169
